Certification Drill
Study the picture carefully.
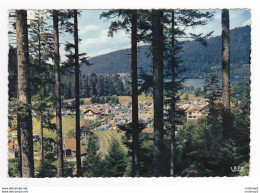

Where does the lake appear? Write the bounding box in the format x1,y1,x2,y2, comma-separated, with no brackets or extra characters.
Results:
182,78,249,89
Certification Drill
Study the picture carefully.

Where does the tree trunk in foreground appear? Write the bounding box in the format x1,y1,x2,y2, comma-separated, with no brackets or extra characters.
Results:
131,10,140,177
222,9,231,140
17,116,22,177
170,10,176,177
152,9,164,177
16,10,34,177
53,10,64,177
73,10,82,177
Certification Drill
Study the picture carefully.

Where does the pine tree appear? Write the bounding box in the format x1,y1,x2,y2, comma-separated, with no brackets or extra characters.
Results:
169,10,176,177
83,135,104,177
130,10,140,177
104,140,128,177
28,10,54,169
222,9,231,140
16,10,34,177
100,10,141,176
96,76,104,96
73,9,81,177
204,73,222,119
53,10,64,177
60,10,91,177
152,9,164,177
163,9,214,176
118,122,146,176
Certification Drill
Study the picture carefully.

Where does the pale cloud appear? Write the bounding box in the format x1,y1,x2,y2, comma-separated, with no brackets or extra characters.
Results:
80,29,130,57
79,25,100,35
81,29,129,47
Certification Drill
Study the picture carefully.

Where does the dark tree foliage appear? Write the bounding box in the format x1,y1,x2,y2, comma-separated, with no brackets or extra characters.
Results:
204,73,222,119
61,73,129,99
174,80,250,177
180,26,250,78
28,10,55,167
8,158,18,177
83,135,105,177
59,10,92,177
104,139,128,177
230,81,250,114
36,137,57,178
90,95,119,104
194,87,205,97
8,46,18,99
100,9,151,176
118,122,146,176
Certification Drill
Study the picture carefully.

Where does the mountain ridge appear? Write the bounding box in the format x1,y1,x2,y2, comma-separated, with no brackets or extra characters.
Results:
80,25,251,78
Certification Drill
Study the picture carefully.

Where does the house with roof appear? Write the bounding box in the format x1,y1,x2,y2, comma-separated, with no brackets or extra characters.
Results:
84,108,102,120
142,127,154,134
185,104,208,121
63,138,87,158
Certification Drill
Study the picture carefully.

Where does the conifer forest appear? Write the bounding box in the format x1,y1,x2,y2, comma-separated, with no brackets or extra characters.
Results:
7,9,251,178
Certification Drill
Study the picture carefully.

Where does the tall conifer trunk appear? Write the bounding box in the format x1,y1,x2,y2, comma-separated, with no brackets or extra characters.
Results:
17,116,22,177
170,10,176,177
37,18,44,165
152,9,164,177
40,112,44,163
16,10,34,177
222,9,231,139
53,10,64,177
73,10,82,177
131,10,140,177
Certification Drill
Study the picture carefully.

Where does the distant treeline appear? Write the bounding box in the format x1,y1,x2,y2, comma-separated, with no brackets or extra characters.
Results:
61,73,130,99
180,26,251,78
90,95,119,104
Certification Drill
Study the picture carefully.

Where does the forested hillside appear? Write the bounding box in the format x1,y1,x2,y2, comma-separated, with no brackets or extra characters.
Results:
61,73,130,99
81,26,250,78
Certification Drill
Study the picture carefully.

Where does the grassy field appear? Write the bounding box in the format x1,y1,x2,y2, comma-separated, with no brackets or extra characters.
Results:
32,115,77,139
118,95,153,104
73,93,202,106
32,115,126,155
119,93,202,102
73,94,153,105
179,93,203,100
93,130,127,154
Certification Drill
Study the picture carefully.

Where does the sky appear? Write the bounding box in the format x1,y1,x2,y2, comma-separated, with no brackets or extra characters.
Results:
8,9,251,60
61,9,251,59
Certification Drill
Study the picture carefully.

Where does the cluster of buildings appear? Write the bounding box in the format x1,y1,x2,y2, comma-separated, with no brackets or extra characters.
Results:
178,99,209,121
8,97,210,160
83,102,154,131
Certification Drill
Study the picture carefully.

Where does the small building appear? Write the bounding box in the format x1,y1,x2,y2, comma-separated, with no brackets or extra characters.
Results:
63,138,87,158
8,142,18,159
84,108,101,120
185,105,208,121
142,127,154,134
